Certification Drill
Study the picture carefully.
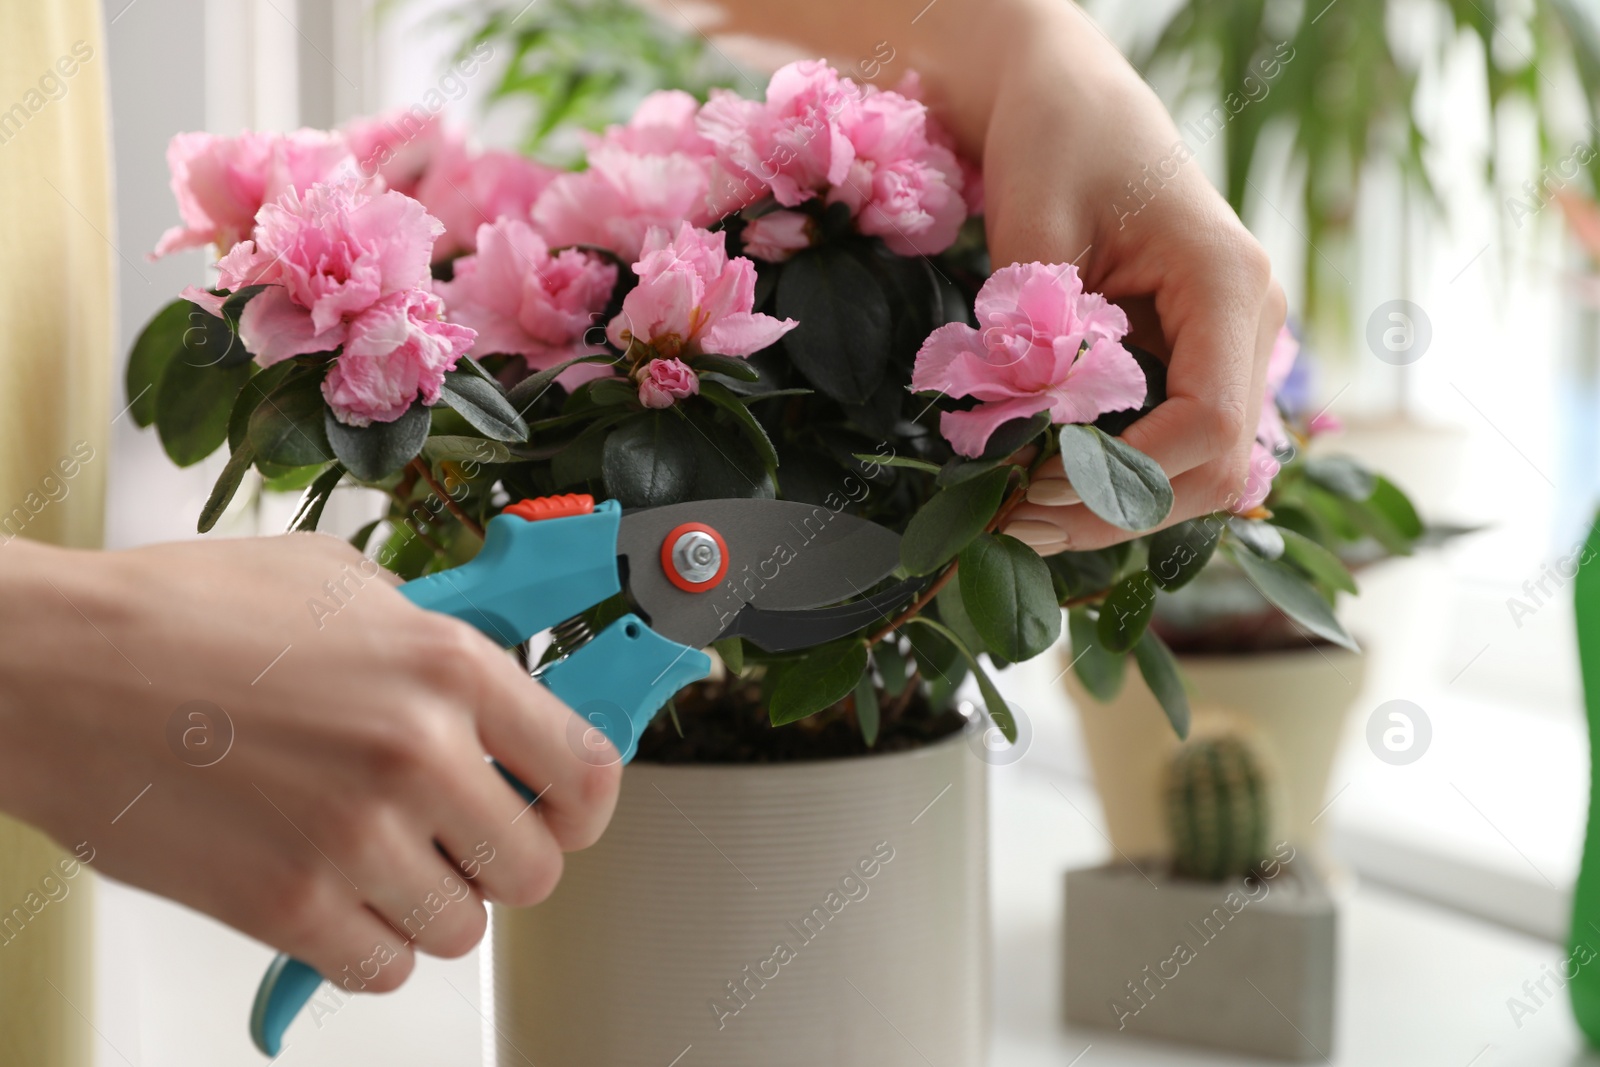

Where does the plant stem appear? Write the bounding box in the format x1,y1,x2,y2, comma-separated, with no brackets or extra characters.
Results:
409,458,485,540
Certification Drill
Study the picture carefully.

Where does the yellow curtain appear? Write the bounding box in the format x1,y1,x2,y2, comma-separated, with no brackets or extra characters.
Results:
0,0,113,1062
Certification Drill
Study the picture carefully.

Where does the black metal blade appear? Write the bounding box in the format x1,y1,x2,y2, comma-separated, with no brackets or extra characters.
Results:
715,577,924,652
616,499,906,649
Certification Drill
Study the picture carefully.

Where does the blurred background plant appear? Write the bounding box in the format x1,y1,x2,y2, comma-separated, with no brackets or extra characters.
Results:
1131,0,1600,358
431,0,741,165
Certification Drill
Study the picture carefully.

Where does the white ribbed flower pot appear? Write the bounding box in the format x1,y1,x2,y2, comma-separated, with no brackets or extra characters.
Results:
492,729,988,1066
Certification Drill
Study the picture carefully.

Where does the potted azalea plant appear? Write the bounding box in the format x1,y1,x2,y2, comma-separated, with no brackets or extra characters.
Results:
126,53,1415,1064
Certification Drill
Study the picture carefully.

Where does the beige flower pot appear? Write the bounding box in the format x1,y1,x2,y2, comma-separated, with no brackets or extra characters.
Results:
493,729,989,1066
1063,647,1365,869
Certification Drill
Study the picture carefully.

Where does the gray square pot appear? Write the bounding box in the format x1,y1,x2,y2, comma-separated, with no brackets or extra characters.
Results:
1063,856,1336,1060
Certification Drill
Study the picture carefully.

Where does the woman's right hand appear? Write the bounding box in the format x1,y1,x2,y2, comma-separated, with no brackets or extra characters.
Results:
0,532,619,992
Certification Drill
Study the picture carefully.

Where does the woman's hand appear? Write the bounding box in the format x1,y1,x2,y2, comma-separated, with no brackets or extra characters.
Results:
978,3,1285,552
712,0,1286,552
0,534,618,992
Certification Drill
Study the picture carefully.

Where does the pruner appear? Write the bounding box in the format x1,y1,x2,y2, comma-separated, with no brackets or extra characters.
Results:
250,493,918,1055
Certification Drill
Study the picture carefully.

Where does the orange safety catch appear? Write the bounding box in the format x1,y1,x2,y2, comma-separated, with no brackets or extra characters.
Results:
504,493,596,522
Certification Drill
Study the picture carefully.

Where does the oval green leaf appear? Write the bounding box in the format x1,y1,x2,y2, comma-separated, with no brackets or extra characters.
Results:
958,533,1062,662
1057,423,1173,531
899,466,1010,576
769,639,869,725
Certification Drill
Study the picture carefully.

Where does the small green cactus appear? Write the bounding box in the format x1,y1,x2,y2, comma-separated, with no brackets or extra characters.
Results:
1165,735,1270,881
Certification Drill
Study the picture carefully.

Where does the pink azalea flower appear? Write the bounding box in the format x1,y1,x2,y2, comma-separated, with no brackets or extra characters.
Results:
344,108,447,197
1228,327,1307,512
153,129,354,257
532,96,727,261
434,217,618,371
741,210,812,262
216,179,442,365
1258,325,1300,452
414,139,560,260
829,90,967,255
698,60,863,208
910,262,1145,457
606,223,797,359
1236,441,1281,512
322,289,476,426
637,358,699,409
1307,411,1343,436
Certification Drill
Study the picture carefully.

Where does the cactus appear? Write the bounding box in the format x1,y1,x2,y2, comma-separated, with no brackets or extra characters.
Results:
1165,735,1270,881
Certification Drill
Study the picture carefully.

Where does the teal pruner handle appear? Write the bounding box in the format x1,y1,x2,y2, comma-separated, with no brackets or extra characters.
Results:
248,501,711,1056
1572,510,1600,1042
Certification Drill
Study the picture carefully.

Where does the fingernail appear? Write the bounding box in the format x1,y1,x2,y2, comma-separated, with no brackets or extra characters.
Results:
1026,479,1081,506
1031,538,1070,556
1007,519,1069,549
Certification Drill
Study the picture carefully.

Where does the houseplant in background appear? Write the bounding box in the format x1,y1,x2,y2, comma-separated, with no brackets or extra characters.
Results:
1063,734,1337,1059
1060,325,1433,870
1134,0,1600,354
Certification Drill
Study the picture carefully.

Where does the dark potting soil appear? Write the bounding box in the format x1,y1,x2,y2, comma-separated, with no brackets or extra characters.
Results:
634,677,968,764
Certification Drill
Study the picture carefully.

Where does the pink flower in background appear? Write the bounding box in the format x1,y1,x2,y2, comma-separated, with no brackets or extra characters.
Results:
911,262,1145,457
322,289,476,426
1231,325,1304,512
741,210,812,262
435,217,617,370
415,139,559,260
533,148,717,261
698,60,862,208
215,179,442,364
830,91,966,255
1257,325,1300,452
531,95,726,260
607,223,796,358
153,129,353,257
343,109,447,197
637,358,699,408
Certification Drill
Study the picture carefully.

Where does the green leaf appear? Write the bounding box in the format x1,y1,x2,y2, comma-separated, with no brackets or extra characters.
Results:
686,414,774,499
1278,527,1358,595
714,637,745,676
699,379,778,473
936,413,1051,487
854,668,881,747
246,373,333,468
1097,571,1158,654
1227,517,1285,560
899,466,1010,576
125,299,190,427
180,297,249,368
1147,517,1223,591
228,363,297,451
290,463,348,532
155,354,252,467
1057,423,1173,531
1226,544,1359,651
875,641,911,697
586,377,639,407
350,518,382,553
958,533,1062,661
905,616,1015,743
852,453,942,475
505,354,619,412
936,579,986,657
769,639,869,725
260,464,327,492
325,403,431,481
1046,544,1133,600
690,354,760,381
423,436,513,465
601,412,698,507
775,245,891,405
1068,607,1125,701
1341,475,1423,554
198,442,256,533
1304,455,1377,500
1132,629,1189,738
439,371,529,442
